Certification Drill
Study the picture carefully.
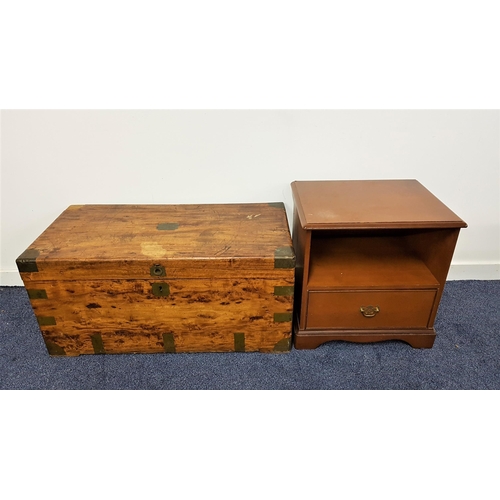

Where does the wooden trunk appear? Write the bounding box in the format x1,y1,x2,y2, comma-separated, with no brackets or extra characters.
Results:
16,203,295,355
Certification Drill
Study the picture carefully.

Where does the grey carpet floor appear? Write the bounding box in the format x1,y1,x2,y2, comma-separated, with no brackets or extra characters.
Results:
0,280,498,389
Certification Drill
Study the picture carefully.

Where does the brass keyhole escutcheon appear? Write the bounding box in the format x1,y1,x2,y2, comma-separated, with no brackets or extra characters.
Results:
360,305,380,318
150,264,166,277
152,282,170,297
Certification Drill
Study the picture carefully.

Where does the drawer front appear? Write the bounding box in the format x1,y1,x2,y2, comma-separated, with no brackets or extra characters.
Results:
306,289,437,329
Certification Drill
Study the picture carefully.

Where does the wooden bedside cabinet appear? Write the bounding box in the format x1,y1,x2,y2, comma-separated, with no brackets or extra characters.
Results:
291,180,467,349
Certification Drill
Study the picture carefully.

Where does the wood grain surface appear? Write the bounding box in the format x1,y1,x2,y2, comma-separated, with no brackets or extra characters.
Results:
291,180,468,230
307,234,440,289
306,289,437,329
18,203,295,282
18,203,295,355
26,277,294,355
290,179,466,350
293,328,437,349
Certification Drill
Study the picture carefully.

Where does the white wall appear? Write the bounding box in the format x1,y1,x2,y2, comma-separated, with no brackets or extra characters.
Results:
1,110,499,285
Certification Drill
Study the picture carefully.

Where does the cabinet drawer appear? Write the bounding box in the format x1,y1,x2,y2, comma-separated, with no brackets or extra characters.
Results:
306,289,437,329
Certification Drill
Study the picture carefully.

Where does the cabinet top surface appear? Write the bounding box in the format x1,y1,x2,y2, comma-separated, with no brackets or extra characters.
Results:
291,180,467,229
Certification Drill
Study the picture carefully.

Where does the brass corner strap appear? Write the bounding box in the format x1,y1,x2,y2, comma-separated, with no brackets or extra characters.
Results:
163,333,176,353
91,333,105,354
16,248,40,273
273,337,291,352
37,316,56,326
273,286,294,296
274,246,296,269
234,332,245,352
44,340,66,356
273,312,292,323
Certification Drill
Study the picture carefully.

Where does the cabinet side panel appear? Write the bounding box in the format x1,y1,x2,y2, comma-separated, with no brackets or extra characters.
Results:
292,207,311,330
405,228,461,325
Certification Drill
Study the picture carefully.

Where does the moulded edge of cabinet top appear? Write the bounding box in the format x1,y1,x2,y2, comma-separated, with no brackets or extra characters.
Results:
291,179,468,230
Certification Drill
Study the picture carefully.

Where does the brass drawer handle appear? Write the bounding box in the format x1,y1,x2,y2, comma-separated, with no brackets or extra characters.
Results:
360,305,380,318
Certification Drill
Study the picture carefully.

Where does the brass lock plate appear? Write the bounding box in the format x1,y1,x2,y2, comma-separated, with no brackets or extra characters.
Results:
151,283,170,297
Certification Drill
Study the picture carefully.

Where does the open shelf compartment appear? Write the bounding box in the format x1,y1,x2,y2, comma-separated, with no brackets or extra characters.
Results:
307,230,440,290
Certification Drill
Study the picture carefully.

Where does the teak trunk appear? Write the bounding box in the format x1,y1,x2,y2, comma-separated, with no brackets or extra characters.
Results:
17,203,295,355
